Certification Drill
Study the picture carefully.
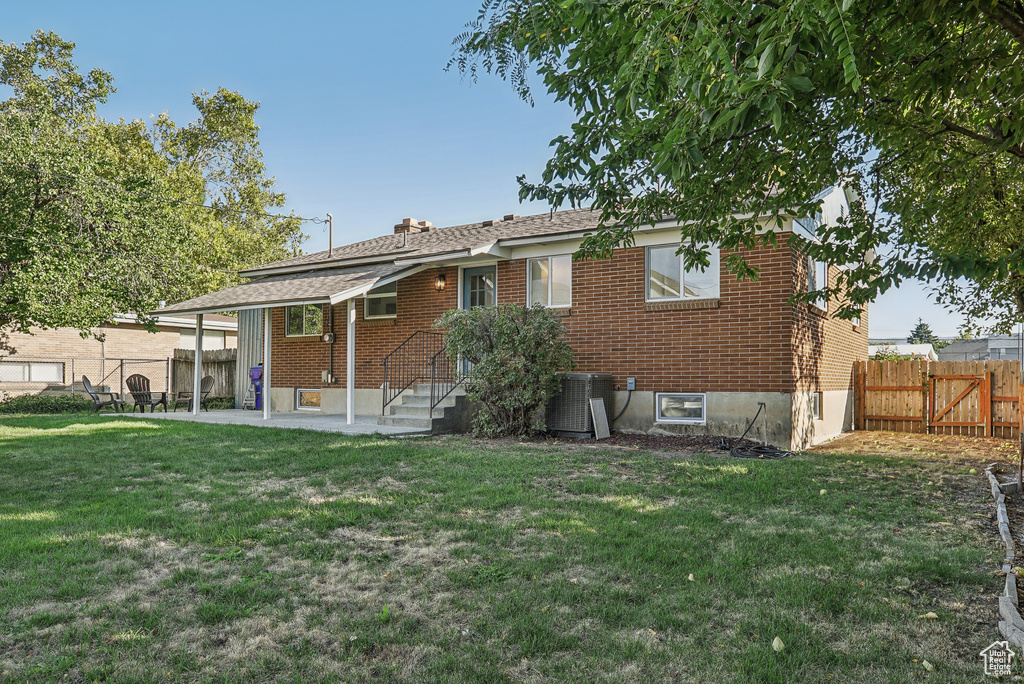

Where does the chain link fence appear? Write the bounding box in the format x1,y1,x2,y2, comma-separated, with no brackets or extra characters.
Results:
0,356,171,399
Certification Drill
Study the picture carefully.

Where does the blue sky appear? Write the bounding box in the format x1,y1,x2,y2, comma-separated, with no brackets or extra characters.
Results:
5,0,964,338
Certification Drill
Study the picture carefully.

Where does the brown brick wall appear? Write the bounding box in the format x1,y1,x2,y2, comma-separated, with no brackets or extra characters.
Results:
269,268,459,389
500,239,802,394
790,251,869,392
268,237,868,394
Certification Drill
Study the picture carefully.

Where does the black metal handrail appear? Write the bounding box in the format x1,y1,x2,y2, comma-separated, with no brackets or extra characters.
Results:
381,331,445,412
429,344,468,410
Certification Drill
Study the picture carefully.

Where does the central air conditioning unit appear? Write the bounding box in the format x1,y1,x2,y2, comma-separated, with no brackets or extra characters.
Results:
546,372,615,438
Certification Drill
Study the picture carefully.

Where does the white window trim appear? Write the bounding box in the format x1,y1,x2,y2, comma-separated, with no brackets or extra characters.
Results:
526,255,572,308
812,391,822,421
807,256,829,312
285,304,324,337
644,244,720,303
295,388,322,411
655,392,707,425
363,283,398,320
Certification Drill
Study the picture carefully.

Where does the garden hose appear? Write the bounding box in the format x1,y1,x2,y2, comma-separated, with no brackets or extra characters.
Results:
729,402,792,459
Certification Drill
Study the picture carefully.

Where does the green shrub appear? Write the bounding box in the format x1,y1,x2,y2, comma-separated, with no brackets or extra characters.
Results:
204,396,235,410
437,303,575,437
0,393,93,414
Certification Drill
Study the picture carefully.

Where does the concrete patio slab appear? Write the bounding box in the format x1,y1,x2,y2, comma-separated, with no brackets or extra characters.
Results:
107,409,430,437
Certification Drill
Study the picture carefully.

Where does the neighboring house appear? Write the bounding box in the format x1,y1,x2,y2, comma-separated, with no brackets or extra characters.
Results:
0,314,237,396
938,335,1023,362
156,186,866,449
868,343,938,361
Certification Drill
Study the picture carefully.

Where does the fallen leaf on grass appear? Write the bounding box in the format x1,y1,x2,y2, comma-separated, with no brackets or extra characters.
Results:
772,637,785,652
687,573,695,582
922,660,934,671
917,612,939,619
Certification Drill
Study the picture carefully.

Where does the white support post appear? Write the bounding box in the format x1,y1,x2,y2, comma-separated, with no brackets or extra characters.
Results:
263,307,272,420
191,314,203,416
347,299,355,425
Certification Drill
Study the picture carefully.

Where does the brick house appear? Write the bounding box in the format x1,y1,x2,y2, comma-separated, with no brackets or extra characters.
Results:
156,186,866,449
1,314,237,397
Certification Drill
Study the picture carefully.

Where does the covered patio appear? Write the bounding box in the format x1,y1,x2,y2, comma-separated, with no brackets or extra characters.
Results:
152,262,419,426
111,408,430,436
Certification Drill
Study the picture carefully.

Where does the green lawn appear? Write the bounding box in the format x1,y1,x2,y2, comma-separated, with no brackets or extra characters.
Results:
0,416,1005,682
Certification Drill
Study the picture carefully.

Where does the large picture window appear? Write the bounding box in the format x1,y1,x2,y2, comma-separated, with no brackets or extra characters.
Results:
364,282,397,319
285,304,323,337
528,255,572,308
646,245,720,301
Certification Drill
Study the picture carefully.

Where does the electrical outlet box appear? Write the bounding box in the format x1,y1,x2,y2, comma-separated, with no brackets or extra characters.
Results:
626,377,636,391
321,370,330,383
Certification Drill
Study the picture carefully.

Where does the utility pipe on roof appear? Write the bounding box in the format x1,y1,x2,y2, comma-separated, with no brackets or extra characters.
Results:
327,213,333,256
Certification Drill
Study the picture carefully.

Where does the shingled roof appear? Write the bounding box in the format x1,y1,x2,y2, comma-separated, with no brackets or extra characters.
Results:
243,207,601,275
153,208,602,315
155,263,409,315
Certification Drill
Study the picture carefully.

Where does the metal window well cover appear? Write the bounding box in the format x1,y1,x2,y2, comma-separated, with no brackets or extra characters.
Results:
546,373,615,438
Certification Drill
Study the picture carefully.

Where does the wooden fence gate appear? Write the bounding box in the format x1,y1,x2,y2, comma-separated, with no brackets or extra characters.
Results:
854,359,1022,439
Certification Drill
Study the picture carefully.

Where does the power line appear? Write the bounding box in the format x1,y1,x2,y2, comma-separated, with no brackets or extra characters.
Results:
0,159,331,225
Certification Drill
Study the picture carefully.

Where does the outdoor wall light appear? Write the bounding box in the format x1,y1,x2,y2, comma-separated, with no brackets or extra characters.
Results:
435,274,447,292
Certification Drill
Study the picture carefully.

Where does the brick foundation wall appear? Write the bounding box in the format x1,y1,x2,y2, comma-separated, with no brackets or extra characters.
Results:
267,237,868,397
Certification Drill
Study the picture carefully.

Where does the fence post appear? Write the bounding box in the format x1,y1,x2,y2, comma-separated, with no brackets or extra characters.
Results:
922,361,930,435
985,371,993,437
854,361,864,431
166,358,171,395
120,359,125,399
1018,381,1024,486
70,359,75,397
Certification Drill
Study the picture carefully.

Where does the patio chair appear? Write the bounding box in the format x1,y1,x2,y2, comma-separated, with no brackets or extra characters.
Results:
82,376,125,413
173,375,215,412
125,374,168,413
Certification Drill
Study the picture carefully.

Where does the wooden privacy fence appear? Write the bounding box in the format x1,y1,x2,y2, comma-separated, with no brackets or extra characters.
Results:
854,359,1022,439
171,348,236,398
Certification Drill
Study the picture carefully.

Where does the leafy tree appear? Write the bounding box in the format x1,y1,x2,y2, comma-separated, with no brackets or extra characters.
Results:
437,303,575,436
0,31,305,355
451,0,1024,329
906,318,938,345
871,345,919,361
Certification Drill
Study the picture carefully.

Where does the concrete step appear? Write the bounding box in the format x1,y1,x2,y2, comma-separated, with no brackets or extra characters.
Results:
397,393,459,408
388,404,448,419
379,415,435,429
410,383,466,396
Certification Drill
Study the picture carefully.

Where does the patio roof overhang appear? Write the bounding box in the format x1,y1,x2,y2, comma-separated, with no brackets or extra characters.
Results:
151,262,415,316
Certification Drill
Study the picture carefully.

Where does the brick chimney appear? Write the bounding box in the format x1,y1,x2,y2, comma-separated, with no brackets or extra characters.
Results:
394,218,432,234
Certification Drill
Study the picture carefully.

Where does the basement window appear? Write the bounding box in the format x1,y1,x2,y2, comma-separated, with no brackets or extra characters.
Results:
646,245,720,301
286,304,324,337
364,281,397,319
812,392,822,421
655,393,706,425
296,389,321,411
